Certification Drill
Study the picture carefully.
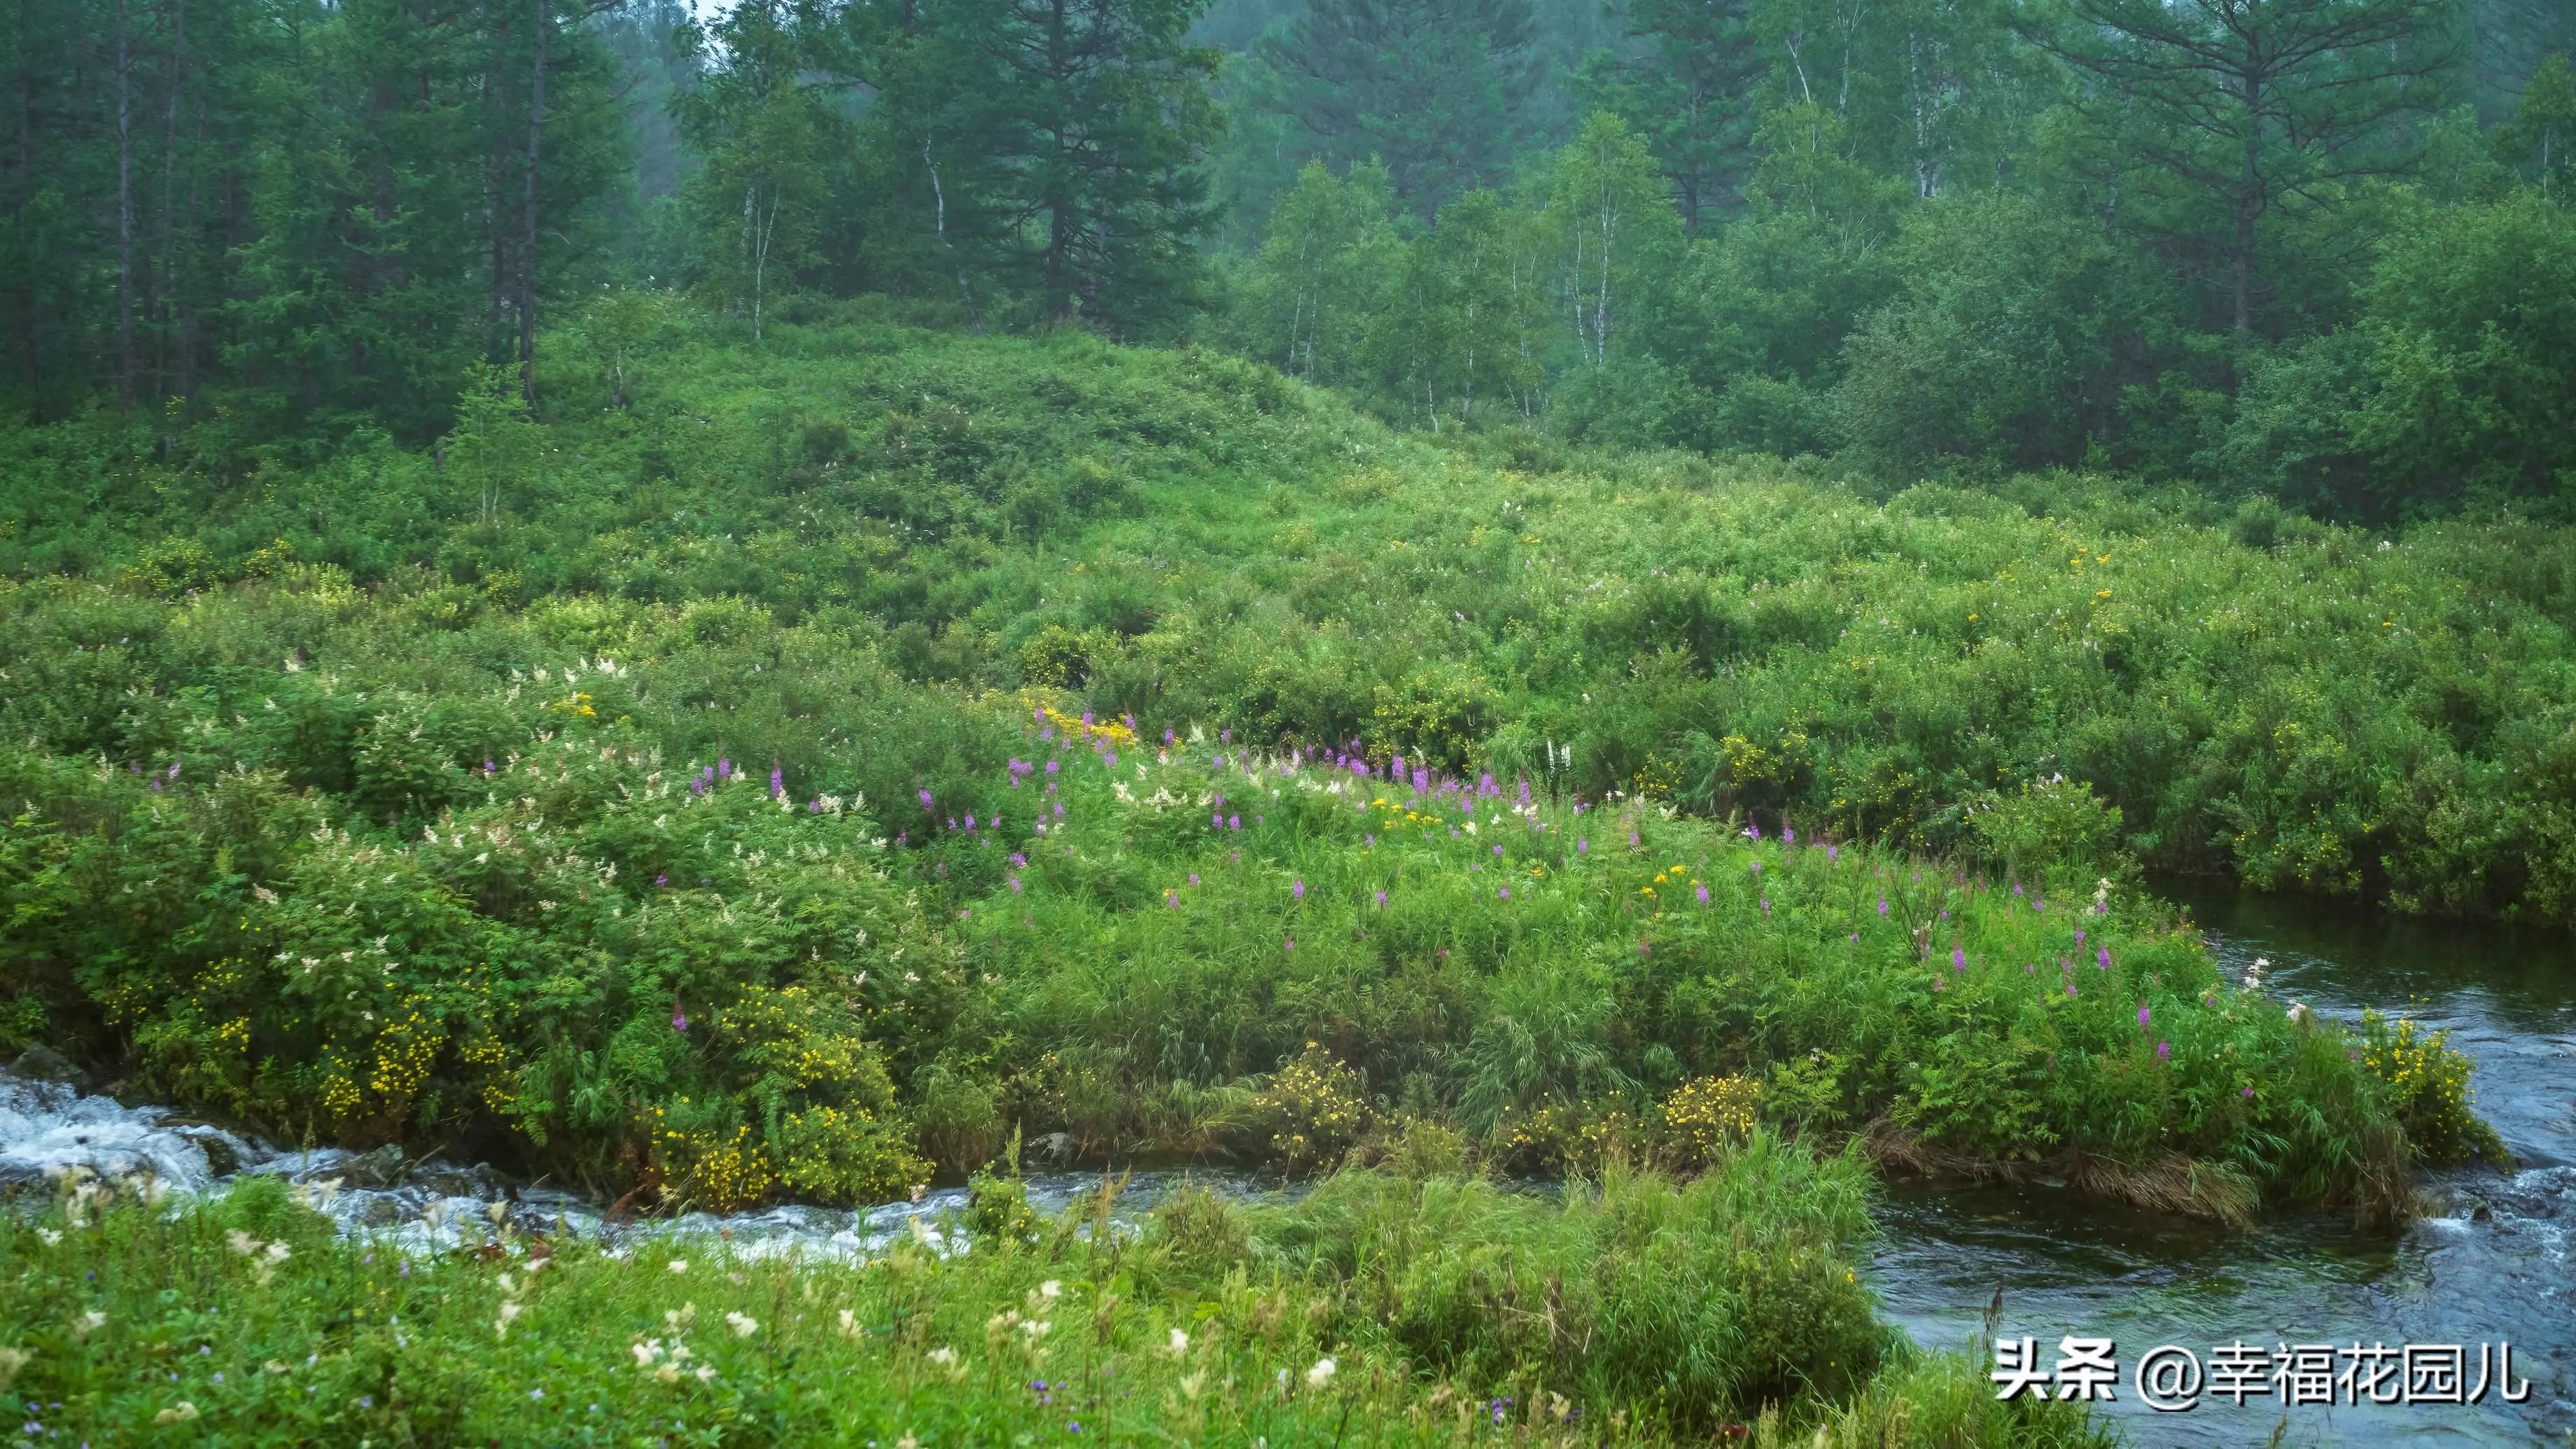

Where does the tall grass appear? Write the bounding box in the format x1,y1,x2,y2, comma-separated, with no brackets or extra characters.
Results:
0,1158,2108,1446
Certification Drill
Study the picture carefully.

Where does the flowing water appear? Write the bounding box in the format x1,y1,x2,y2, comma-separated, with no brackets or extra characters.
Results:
4,884,2570,1444
1868,885,2576,1446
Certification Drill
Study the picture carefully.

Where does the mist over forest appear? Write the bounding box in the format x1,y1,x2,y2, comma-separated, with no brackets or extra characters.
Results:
6,0,2572,521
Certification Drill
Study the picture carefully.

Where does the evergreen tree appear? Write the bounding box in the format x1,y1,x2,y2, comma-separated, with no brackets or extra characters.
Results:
1257,0,1544,216
2031,0,2466,335
934,0,1225,328
1575,0,1764,232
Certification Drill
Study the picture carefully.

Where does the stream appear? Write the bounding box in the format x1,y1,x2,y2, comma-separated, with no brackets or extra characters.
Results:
1868,885,2576,1446
4,885,2569,1445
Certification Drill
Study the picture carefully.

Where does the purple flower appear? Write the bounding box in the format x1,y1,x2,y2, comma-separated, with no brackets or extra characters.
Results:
1166,891,1178,909
769,765,783,798
1498,888,1510,900
1282,937,1294,952
1375,890,1387,907
1759,897,1770,913
1750,859,1761,875
1877,899,1889,916
1053,802,1063,818
1782,825,1795,846
1628,831,1639,847
1412,768,1429,794
2065,983,2078,997
2156,1040,2171,1061
1492,844,1504,857
1010,852,1027,867
654,873,667,887
2241,1086,2255,1098
1105,751,1118,769
718,757,732,780
1189,872,1200,886
1212,812,1224,830
2098,946,2113,969
672,1000,689,1034
1577,837,1588,855
1952,947,1966,970
1220,728,1231,743
965,813,976,832
2074,930,2086,946
1292,879,1306,900
1826,844,1838,864
2137,1005,2151,1029
919,788,935,811
1365,833,1376,846
1695,884,1709,905
1227,814,1240,831
2012,882,2025,897
1166,729,1175,746
483,757,497,776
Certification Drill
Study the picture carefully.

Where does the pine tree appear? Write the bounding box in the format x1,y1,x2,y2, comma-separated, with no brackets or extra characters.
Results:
1257,0,1544,217
2033,0,2465,335
1576,0,1763,232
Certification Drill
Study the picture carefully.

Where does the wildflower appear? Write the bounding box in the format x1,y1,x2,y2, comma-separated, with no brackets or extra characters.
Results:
1292,880,1305,900
2156,1040,2171,1061
1638,940,1650,958
1306,1357,1337,1389
1877,899,1888,916
1283,937,1294,952
1760,897,1770,914
672,997,688,1034
1166,1328,1189,1357
2241,1086,2255,1099
1952,947,1966,970
1498,888,1509,900
1166,890,1178,909
1695,884,1709,905
668,1259,688,1274
2138,1006,2151,1029
1827,844,1838,864
726,1312,760,1338
2286,1001,2310,1025
1577,837,1588,855
1374,890,1387,907
929,1347,958,1366
155,1403,200,1426
1749,859,1760,875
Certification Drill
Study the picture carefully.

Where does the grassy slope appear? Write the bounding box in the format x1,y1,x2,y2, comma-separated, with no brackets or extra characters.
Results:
0,314,2524,1441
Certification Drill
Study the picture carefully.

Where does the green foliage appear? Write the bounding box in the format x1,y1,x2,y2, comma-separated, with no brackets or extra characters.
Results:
1265,1147,1902,1432
2356,1009,2510,1166
0,1164,2108,1445
1964,778,2127,890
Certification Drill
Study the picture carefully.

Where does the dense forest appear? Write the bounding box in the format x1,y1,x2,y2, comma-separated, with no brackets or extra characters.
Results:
4,0,2572,517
